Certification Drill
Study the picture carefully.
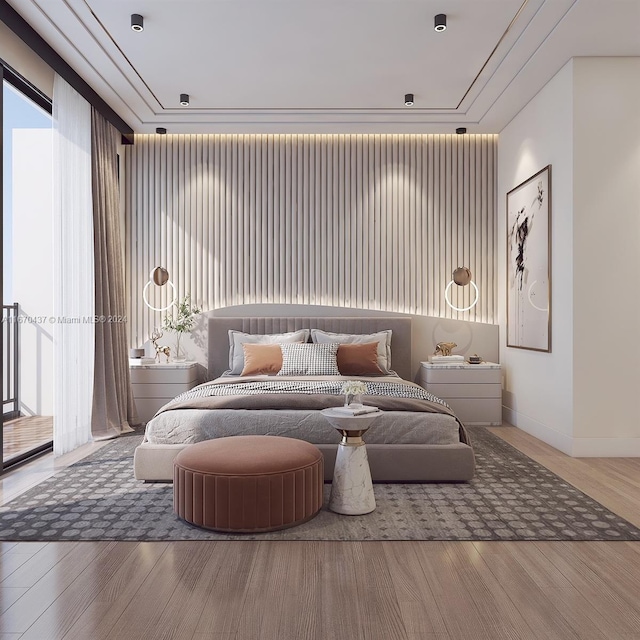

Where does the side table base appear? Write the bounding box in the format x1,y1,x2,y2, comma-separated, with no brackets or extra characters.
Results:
329,443,376,515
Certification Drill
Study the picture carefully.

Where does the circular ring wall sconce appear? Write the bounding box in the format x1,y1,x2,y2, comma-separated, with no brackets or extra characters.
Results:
143,267,177,312
444,267,479,312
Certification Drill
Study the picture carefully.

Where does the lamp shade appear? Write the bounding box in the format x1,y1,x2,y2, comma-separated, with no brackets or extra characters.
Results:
151,266,169,286
453,267,472,286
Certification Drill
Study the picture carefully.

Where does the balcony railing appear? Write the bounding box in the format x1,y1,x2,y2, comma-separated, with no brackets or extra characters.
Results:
2,303,19,421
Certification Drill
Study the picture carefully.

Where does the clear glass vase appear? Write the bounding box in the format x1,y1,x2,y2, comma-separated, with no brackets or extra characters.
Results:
344,393,363,408
173,333,186,362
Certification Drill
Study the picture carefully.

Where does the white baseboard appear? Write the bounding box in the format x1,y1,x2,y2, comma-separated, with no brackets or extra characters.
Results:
502,406,573,455
502,406,640,457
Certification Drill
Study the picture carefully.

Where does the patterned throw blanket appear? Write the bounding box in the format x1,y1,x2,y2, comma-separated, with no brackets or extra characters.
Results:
167,378,450,408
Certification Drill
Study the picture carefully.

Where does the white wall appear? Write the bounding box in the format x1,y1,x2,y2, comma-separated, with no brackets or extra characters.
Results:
499,57,640,456
12,129,54,416
498,61,575,454
572,58,640,451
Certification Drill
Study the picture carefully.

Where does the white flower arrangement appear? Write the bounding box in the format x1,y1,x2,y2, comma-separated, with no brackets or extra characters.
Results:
341,380,367,396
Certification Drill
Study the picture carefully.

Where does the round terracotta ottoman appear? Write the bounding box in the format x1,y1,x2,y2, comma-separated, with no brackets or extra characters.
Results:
173,435,324,532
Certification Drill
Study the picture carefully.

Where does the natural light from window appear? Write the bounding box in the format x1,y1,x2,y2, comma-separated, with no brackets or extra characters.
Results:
2,78,54,464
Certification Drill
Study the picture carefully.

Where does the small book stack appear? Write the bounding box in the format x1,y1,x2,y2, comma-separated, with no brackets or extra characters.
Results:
430,355,465,365
129,357,156,366
332,405,381,416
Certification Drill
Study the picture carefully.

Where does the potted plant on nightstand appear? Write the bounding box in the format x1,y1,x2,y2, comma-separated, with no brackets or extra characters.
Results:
162,294,201,362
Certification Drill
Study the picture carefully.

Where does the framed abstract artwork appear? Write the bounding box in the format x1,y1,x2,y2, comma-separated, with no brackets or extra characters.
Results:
506,165,551,352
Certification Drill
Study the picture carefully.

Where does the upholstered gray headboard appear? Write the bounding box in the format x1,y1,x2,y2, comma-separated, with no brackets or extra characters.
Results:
208,316,412,380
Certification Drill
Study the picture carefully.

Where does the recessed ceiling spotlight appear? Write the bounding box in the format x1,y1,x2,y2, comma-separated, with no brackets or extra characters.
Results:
131,14,144,32
156,127,167,134
456,127,467,134
434,14,447,32
404,93,414,106
179,93,190,106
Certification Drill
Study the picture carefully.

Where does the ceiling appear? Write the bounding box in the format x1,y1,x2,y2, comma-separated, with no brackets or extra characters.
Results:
6,0,640,134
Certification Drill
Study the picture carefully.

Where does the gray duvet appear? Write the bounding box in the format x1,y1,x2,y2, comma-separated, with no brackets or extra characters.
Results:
142,375,464,447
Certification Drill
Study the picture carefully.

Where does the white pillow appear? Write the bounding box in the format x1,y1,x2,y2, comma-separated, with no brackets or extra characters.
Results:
278,343,340,376
311,329,392,374
228,329,310,375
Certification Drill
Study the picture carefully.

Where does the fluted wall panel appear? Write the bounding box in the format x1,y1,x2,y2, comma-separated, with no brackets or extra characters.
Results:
125,134,497,346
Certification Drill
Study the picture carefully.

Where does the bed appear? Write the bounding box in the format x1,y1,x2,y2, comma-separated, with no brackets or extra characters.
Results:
133,316,475,482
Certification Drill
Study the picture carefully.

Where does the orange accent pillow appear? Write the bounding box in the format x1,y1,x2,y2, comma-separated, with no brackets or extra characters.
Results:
241,343,284,376
337,342,383,376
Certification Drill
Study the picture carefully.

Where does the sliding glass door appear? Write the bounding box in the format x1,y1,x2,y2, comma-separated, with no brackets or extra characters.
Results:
2,64,53,470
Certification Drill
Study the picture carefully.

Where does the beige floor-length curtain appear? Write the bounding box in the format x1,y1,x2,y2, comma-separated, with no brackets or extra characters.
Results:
91,109,137,437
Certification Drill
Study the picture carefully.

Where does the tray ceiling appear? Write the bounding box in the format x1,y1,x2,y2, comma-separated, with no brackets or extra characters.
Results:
6,0,640,133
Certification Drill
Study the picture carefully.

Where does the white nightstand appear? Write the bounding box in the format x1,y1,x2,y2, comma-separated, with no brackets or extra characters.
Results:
419,362,502,426
129,362,199,423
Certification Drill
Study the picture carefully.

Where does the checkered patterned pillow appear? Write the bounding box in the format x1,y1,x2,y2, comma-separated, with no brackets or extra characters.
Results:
278,342,340,376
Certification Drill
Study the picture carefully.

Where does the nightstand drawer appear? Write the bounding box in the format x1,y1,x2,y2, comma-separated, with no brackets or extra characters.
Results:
445,398,502,425
426,382,502,399
421,368,502,384
134,398,172,423
419,362,502,426
130,382,194,399
130,366,198,385
130,363,199,423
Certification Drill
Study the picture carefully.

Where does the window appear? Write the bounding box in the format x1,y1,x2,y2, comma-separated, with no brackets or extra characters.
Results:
2,64,53,469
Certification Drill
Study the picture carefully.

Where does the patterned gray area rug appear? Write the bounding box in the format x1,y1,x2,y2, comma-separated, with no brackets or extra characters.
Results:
1,428,639,541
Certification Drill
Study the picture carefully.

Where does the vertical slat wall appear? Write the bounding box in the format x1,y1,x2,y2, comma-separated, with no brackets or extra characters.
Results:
125,134,497,346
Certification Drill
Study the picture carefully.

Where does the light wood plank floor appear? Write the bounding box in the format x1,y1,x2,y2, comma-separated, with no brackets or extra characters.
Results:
0,425,639,640
2,416,53,464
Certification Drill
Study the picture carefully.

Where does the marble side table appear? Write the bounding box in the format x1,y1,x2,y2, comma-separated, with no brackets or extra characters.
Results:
320,408,382,515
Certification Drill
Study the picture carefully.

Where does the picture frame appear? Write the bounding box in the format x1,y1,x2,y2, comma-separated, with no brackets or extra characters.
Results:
506,165,551,352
